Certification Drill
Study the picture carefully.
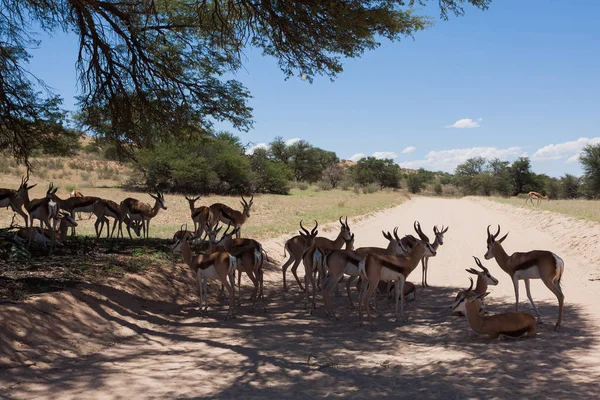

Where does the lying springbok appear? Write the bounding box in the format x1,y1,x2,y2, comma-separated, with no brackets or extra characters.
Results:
485,225,565,331
209,195,253,238
451,257,499,315
14,212,77,247
282,216,352,291
0,176,37,227
119,191,167,238
358,232,436,329
172,225,237,319
462,279,537,339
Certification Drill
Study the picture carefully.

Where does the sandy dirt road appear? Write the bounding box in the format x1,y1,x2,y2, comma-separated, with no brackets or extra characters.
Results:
2,197,600,399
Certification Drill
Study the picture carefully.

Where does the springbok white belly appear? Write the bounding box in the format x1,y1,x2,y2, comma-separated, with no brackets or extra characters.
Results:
514,266,541,280
381,267,403,282
198,265,219,280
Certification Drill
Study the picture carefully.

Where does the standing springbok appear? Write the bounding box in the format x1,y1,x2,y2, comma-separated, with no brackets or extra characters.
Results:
172,225,237,319
462,278,537,339
185,195,213,240
209,195,253,238
0,176,37,227
526,191,549,206
451,257,498,316
484,225,565,331
298,220,323,313
50,187,101,235
281,216,352,291
358,232,436,329
23,184,60,246
92,199,142,238
411,222,448,287
119,191,167,238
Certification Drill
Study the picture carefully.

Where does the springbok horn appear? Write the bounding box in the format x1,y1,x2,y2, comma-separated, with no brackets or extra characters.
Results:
473,256,489,273
311,220,318,236
299,220,310,235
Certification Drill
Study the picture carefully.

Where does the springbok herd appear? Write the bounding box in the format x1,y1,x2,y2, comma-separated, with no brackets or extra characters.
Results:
1,177,565,339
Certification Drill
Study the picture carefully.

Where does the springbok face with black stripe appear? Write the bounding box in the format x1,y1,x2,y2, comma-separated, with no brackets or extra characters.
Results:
484,224,565,331
240,195,253,218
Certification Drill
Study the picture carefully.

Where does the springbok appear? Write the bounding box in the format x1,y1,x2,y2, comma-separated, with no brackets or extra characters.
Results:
185,195,213,241
0,176,37,227
484,225,565,331
462,278,537,339
451,257,498,316
209,195,253,238
281,216,352,291
526,191,549,205
119,191,167,238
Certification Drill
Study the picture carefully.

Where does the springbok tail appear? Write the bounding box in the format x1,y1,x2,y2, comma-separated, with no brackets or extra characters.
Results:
228,255,238,277
358,258,367,280
553,253,565,291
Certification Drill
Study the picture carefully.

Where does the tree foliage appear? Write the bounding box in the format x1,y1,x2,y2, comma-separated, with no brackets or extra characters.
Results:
580,144,600,198
1,0,491,163
350,157,402,188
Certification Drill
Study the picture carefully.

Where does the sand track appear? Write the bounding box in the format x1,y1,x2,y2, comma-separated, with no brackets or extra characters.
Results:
2,197,600,399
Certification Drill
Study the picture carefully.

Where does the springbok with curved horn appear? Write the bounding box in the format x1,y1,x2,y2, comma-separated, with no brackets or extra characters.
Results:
526,191,549,206
299,220,323,313
185,195,213,241
209,195,253,239
1,176,37,227
281,216,352,291
461,278,537,339
358,230,436,329
451,257,498,315
484,224,565,331
171,224,237,319
119,190,167,238
410,222,449,287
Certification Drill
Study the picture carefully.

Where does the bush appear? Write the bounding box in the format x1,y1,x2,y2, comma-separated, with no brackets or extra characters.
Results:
322,164,346,188
434,182,443,196
297,182,309,191
317,180,333,191
340,179,352,191
362,183,379,194
406,173,423,194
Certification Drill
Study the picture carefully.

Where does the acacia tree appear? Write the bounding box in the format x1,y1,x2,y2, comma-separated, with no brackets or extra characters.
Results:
1,0,491,165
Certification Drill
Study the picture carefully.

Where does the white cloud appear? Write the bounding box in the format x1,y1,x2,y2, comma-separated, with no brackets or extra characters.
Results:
372,151,398,160
245,143,269,155
285,137,301,146
401,146,416,154
532,137,600,163
349,153,365,162
399,146,523,173
445,118,482,129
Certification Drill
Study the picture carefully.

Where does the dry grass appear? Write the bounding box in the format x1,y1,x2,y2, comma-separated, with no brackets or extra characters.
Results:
490,196,600,223
0,180,408,240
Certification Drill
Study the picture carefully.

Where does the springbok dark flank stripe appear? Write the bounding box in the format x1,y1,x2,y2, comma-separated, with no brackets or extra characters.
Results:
514,258,539,271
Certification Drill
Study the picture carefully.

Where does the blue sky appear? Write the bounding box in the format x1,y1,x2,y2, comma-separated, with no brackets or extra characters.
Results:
27,0,599,177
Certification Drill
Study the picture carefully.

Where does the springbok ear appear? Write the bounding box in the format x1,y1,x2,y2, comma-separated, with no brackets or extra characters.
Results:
498,232,509,243
52,187,58,194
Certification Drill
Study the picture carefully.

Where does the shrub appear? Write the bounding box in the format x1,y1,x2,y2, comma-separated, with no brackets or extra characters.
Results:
406,173,423,194
297,182,309,191
434,182,443,196
362,183,379,194
317,180,333,191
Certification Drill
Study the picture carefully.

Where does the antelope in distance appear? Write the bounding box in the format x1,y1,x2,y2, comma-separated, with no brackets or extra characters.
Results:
119,190,167,238
185,195,213,241
281,216,352,292
0,176,37,227
358,230,436,329
451,257,498,316
526,191,549,206
50,186,101,235
485,225,565,331
172,224,237,319
209,195,253,238
461,278,537,340
411,222,448,287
